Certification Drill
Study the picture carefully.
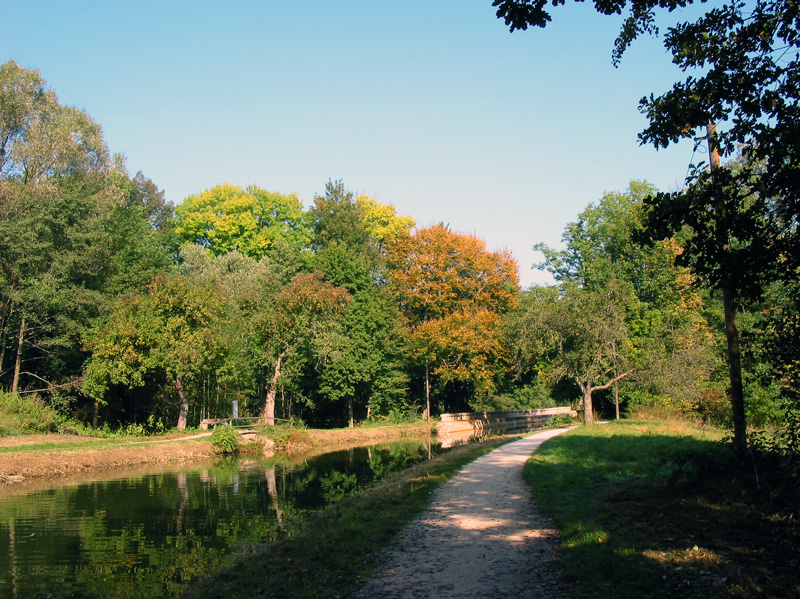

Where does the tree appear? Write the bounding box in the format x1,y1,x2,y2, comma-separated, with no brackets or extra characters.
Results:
355,194,416,246
306,181,412,426
494,0,800,450
534,182,720,415
1,59,110,183
0,61,175,419
177,245,275,420
316,289,409,426
509,283,634,424
174,183,310,258
250,272,351,425
386,224,519,414
83,273,227,429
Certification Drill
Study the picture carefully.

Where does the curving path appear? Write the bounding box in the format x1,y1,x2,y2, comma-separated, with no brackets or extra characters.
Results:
352,427,573,599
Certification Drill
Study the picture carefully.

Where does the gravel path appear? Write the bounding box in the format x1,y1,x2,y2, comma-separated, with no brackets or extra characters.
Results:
352,428,573,599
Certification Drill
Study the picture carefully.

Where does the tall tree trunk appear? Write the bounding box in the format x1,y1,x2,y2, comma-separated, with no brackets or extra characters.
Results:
264,352,286,426
723,283,747,453
347,397,354,428
174,376,189,430
707,123,747,454
11,312,25,394
0,300,11,382
424,360,431,422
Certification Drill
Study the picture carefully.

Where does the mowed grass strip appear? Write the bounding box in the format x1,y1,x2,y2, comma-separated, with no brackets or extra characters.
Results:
180,436,516,599
524,419,800,599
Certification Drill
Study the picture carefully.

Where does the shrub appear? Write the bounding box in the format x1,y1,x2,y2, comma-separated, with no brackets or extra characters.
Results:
547,413,575,427
210,424,240,454
124,422,147,437
0,391,58,434
261,425,312,451
746,407,800,516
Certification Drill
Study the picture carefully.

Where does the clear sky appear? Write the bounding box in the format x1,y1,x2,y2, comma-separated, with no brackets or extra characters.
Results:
3,0,704,287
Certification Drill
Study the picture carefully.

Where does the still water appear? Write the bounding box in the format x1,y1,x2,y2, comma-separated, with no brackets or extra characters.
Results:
0,440,441,599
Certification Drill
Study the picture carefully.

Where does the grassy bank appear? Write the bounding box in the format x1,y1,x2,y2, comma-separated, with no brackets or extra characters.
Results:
524,419,800,598
181,435,516,599
0,415,435,484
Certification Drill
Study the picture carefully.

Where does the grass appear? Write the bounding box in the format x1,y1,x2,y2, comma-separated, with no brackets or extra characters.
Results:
523,419,800,598
180,435,517,599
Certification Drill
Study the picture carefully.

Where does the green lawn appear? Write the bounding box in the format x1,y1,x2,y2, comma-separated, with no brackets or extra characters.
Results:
524,419,800,598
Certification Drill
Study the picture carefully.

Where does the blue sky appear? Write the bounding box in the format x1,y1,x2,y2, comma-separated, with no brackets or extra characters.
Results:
3,1,704,286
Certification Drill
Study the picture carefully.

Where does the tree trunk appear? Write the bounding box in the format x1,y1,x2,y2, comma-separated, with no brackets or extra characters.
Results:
579,381,594,425
347,397,354,428
264,352,286,426
723,283,747,453
707,123,747,454
0,300,11,382
174,376,189,430
11,312,25,394
424,360,431,422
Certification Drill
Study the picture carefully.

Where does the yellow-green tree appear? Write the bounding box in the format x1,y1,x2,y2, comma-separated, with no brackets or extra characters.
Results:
174,183,309,258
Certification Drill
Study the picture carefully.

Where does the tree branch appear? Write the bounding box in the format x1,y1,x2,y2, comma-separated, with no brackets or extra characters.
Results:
590,369,635,393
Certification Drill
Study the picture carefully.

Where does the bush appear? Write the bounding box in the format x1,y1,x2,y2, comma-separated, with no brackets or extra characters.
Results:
744,381,787,428
547,413,575,427
210,424,240,454
123,422,147,437
692,388,732,426
0,391,59,434
367,409,423,426
746,407,800,516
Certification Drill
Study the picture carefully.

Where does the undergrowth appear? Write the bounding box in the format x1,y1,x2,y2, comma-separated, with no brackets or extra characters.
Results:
0,391,89,436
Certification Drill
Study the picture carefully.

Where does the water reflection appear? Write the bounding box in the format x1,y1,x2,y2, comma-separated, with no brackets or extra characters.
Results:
0,439,441,599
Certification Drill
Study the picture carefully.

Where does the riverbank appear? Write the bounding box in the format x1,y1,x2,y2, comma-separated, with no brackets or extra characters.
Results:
0,422,434,486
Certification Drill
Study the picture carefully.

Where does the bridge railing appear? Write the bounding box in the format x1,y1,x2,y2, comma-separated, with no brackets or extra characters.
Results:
437,407,574,436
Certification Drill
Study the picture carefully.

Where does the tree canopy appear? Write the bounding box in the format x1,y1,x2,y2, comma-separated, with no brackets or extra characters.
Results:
2,58,796,438
174,183,309,258
494,0,799,449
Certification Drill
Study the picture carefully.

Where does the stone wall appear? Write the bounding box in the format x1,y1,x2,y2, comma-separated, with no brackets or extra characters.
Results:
436,407,574,447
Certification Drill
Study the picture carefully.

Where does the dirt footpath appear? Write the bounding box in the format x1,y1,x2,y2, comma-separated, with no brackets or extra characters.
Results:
353,428,573,599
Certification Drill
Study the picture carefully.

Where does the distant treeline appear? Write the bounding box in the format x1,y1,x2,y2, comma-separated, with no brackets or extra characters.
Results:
1,59,796,433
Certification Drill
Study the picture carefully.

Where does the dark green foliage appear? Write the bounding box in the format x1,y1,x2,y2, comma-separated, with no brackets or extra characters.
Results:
493,0,800,445
746,408,800,516
546,412,574,427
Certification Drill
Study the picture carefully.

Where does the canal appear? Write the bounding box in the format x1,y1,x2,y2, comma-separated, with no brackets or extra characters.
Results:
0,440,443,599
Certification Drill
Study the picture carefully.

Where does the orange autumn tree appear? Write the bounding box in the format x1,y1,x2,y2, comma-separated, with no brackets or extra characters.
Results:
385,224,519,415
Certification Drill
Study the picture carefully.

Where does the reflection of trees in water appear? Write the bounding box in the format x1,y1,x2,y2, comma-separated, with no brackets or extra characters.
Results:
266,466,284,527
0,441,445,599
0,468,292,599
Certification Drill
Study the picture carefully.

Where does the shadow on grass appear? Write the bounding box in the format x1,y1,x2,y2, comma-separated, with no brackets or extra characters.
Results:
525,424,800,599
